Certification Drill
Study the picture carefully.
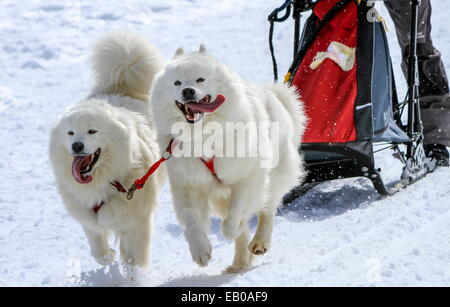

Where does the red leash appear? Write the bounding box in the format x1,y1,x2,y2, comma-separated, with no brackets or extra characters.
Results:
126,139,176,200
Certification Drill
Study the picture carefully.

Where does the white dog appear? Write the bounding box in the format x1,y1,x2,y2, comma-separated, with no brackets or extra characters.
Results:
150,46,306,273
49,32,165,268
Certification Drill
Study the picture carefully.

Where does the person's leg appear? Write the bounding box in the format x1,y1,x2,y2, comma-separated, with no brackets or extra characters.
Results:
385,0,450,162
385,0,449,96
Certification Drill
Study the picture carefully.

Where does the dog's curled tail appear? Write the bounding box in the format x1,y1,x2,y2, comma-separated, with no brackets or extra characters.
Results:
92,32,165,101
270,83,307,144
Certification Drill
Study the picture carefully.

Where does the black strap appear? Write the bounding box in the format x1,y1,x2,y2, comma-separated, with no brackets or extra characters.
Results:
268,0,292,82
269,20,279,82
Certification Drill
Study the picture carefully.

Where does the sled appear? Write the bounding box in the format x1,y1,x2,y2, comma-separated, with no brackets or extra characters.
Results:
267,0,435,202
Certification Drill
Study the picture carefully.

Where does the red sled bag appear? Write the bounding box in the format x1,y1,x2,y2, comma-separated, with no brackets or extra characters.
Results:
292,0,359,143
288,0,407,144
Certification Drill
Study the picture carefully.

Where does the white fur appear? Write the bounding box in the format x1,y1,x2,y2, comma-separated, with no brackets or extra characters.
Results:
91,31,164,102
49,32,166,268
150,47,306,273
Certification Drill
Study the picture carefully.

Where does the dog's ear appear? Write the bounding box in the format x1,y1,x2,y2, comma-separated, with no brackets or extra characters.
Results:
174,48,184,58
198,44,207,53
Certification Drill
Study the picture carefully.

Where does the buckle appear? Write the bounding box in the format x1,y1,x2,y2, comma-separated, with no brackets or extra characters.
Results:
161,150,172,160
127,184,137,200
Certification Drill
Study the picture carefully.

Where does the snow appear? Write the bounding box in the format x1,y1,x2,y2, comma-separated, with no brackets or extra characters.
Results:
1,0,449,287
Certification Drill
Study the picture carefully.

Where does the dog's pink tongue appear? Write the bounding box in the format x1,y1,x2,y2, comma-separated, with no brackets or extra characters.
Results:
186,95,226,113
72,156,93,184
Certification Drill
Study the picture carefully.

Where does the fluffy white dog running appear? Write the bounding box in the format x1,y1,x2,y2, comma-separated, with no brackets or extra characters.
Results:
49,32,165,268
150,46,306,273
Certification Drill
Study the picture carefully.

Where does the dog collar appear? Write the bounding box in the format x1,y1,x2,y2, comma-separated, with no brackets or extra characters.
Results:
111,181,127,193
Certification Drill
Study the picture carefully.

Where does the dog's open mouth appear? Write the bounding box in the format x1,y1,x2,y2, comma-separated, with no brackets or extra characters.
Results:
71,148,101,184
175,95,226,124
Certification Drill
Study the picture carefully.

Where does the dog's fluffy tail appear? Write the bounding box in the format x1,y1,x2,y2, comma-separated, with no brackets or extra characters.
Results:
92,32,164,101
270,83,307,144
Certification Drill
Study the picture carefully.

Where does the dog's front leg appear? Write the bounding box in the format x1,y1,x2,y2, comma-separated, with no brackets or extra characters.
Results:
224,225,253,274
222,175,264,240
172,186,212,267
249,209,274,255
119,219,151,268
83,227,115,265
184,212,212,267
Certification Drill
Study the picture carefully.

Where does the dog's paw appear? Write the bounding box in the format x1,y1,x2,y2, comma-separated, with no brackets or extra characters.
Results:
92,248,116,265
221,218,242,240
249,238,271,255
122,264,147,286
189,237,212,267
223,263,251,274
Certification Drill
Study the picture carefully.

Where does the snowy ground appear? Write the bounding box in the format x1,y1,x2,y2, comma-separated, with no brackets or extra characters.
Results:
0,0,449,287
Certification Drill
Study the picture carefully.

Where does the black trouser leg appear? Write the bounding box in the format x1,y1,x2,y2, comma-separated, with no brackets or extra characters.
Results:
385,0,450,146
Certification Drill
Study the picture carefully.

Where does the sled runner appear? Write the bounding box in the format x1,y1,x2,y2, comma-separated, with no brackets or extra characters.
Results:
268,0,435,201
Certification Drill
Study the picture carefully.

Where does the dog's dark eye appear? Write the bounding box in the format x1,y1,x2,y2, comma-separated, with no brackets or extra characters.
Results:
88,130,98,135
68,131,74,136
196,78,205,83
174,80,182,86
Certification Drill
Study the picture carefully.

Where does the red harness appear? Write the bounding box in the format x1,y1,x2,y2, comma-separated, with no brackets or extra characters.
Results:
92,202,104,214
92,181,127,214
200,157,220,183
126,139,221,200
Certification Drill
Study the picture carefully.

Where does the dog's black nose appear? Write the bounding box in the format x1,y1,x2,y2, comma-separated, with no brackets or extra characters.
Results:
72,142,84,153
182,87,196,100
